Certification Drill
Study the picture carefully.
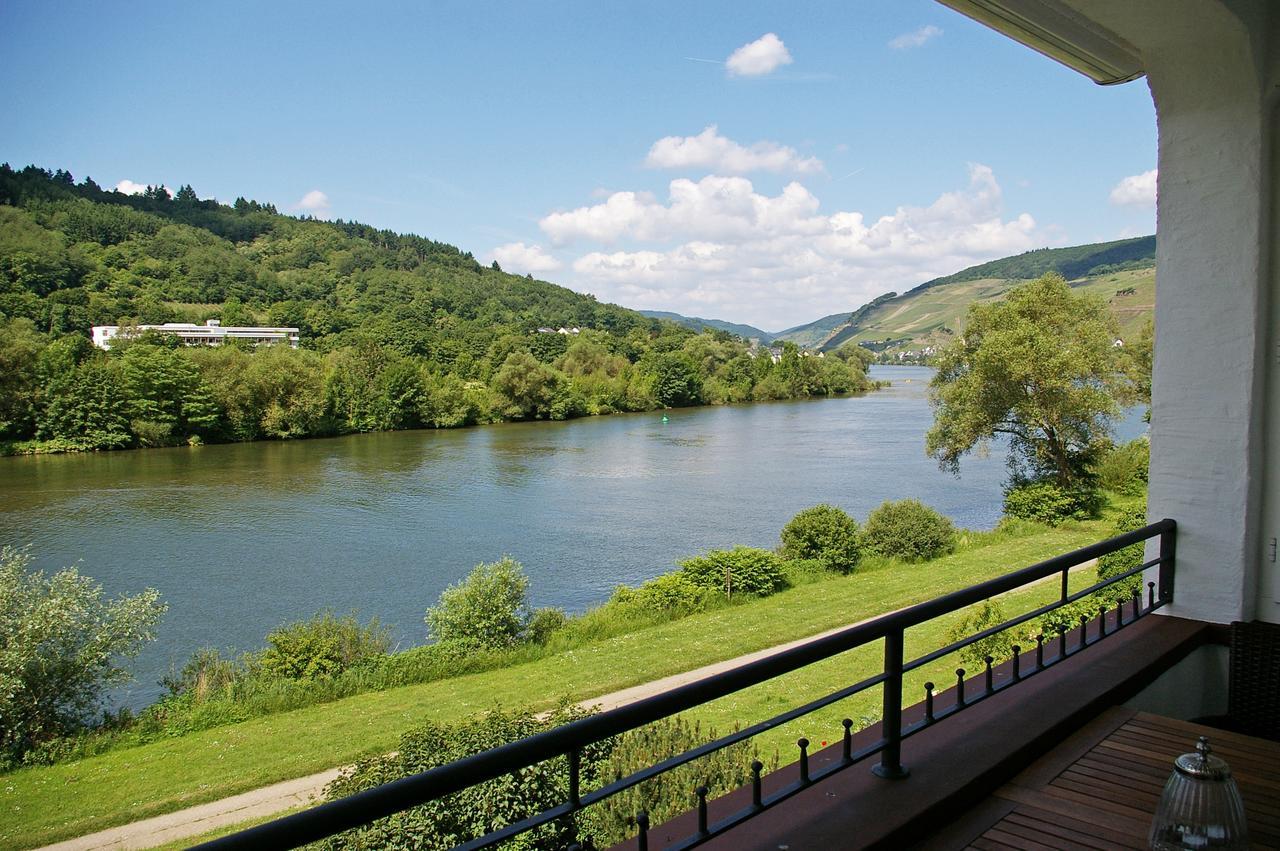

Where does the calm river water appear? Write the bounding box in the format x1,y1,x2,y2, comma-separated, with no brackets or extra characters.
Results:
0,366,1146,708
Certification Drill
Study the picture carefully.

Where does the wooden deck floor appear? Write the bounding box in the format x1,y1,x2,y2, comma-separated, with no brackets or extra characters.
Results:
920,707,1280,850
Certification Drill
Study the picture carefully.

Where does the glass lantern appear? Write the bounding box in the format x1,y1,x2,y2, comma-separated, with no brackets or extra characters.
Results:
1149,736,1249,850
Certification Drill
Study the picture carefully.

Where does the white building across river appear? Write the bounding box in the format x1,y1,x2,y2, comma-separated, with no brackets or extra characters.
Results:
91,320,300,350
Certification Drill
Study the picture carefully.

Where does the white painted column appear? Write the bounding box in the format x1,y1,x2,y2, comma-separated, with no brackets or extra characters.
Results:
1138,1,1271,623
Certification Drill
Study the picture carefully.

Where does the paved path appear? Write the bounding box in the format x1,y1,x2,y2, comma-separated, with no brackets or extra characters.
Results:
40,559,1095,850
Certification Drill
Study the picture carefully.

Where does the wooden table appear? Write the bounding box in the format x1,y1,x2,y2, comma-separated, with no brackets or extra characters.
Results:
921,708,1280,850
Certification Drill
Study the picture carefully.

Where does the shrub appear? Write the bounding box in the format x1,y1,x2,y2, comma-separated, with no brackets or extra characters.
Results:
1096,506,1149,606
253,610,391,681
525,607,568,645
610,572,716,617
1002,480,1102,526
425,557,530,650
162,648,242,700
580,717,778,849
862,499,956,562
946,600,1016,669
0,546,166,768
1095,437,1150,495
324,704,601,850
678,547,789,599
778,504,862,573
1035,600,1097,639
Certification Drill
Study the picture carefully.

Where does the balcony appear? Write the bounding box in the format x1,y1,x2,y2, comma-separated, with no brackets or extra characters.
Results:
192,518,1275,851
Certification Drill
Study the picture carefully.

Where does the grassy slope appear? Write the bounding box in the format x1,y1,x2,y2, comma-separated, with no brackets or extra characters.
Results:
2,520,1115,849
820,266,1155,352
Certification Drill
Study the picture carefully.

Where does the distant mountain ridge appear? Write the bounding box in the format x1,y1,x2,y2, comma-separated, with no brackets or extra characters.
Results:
635,236,1156,354
803,235,1156,354
638,310,775,342
907,235,1156,295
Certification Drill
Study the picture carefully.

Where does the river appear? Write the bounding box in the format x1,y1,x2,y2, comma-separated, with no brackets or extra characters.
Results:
0,366,1147,708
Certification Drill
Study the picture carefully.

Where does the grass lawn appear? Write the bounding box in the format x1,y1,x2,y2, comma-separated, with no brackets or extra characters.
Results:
1,518,1119,848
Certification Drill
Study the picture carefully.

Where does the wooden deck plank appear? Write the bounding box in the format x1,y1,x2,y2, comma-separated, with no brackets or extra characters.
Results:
985,816,1100,851
981,826,1062,851
1003,808,1143,850
910,709,1280,851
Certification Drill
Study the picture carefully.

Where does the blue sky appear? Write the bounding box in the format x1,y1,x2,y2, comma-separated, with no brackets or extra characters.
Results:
0,0,1156,330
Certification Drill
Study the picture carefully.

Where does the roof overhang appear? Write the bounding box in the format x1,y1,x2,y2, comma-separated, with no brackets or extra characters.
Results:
935,0,1145,85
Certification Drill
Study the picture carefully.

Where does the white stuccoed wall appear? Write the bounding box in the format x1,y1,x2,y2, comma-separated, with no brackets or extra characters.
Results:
1058,0,1277,623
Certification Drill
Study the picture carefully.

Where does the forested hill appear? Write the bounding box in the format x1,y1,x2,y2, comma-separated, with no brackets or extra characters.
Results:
0,164,649,349
638,310,774,343
0,164,876,454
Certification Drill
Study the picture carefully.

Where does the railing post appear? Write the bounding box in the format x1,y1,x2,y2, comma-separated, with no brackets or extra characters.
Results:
873,629,910,779
1158,519,1176,604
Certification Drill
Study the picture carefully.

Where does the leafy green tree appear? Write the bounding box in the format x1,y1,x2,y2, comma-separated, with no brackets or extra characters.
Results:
425,557,531,650
926,274,1131,489
779,504,863,573
862,499,956,562
118,344,219,444
0,318,45,439
0,547,166,766
38,359,132,449
648,351,702,407
491,351,562,420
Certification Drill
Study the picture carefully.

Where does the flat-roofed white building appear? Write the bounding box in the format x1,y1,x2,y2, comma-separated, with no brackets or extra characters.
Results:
91,319,300,350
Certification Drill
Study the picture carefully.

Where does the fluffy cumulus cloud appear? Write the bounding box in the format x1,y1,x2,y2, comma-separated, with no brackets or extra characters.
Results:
1109,169,1157,207
889,25,943,50
489,242,563,274
295,189,332,218
725,33,793,77
645,126,823,175
546,164,1041,328
115,179,170,196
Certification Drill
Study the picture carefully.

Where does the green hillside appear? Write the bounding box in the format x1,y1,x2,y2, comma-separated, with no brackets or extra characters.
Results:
0,164,876,454
810,237,1155,355
771,311,856,348
638,310,774,343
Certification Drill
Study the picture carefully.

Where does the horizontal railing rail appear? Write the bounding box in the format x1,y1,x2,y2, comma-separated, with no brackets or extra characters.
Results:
199,518,1175,851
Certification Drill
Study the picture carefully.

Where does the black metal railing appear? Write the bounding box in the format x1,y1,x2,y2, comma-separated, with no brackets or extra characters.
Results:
199,519,1176,851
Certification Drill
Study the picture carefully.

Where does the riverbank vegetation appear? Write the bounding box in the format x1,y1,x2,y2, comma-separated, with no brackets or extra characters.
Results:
0,164,877,455
0,499,1146,849
4,473,1147,776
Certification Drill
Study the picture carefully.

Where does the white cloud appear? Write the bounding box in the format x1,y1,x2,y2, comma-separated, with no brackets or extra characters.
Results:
547,165,1042,328
1109,169,1157,207
489,242,563,274
725,33,793,77
889,25,943,50
115,179,169,196
295,189,332,218
645,126,823,175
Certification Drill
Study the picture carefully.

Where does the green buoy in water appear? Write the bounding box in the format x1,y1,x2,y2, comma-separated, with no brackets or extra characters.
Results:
661,414,669,423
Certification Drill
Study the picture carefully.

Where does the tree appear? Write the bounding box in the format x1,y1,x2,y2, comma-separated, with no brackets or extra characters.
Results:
779,504,863,573
0,547,166,766
425,557,531,650
490,351,562,419
926,274,1131,489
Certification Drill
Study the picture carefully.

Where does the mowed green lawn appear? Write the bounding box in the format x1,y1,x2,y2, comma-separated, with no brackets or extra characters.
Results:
2,521,1113,849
